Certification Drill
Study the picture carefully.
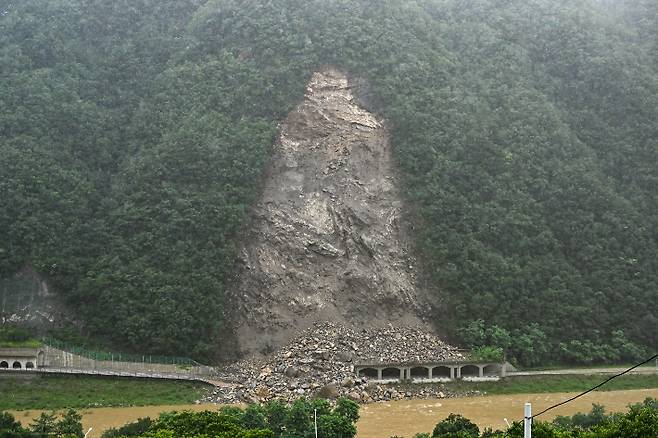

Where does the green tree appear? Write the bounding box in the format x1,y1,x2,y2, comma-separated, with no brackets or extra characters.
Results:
55,409,84,438
30,412,57,435
0,412,27,437
100,417,152,438
432,414,479,438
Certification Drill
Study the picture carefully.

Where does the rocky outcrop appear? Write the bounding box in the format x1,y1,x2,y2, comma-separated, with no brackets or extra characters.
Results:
228,68,433,356
0,266,62,327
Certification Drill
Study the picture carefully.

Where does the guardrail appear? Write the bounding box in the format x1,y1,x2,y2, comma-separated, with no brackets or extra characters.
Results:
42,338,199,366
0,366,218,383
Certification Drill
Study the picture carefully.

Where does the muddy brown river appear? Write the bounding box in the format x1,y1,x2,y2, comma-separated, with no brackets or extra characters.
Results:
10,388,658,437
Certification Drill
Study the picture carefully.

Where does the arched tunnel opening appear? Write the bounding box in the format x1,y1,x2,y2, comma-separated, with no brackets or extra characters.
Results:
358,368,378,379
483,364,498,376
432,366,451,378
410,366,429,379
461,365,479,378
382,367,401,380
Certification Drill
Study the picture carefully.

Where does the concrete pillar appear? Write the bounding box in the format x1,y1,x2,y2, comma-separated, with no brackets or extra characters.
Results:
456,366,461,379
377,368,382,380
428,367,433,379
449,367,454,379
501,363,506,378
399,368,405,380
478,366,484,378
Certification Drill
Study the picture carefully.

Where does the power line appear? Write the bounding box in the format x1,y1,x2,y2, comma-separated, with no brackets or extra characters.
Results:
532,353,658,419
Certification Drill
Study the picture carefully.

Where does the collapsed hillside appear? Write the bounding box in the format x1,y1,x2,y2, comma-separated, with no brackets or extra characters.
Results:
229,68,432,356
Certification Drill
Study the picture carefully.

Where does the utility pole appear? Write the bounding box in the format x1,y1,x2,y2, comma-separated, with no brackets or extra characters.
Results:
524,403,532,438
314,409,318,438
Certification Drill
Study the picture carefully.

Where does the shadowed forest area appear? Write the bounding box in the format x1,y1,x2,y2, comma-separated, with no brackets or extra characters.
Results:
1,0,656,363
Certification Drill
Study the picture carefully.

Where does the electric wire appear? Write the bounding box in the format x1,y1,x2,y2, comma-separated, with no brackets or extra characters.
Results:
532,353,658,419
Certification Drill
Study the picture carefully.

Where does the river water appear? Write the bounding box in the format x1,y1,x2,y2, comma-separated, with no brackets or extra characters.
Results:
10,388,658,438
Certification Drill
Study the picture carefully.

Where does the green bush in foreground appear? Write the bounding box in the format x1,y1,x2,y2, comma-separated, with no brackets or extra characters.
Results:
402,398,658,438
432,414,479,438
98,397,359,438
0,409,83,438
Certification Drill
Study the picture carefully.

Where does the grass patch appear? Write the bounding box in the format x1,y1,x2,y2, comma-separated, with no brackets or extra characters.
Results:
0,339,42,348
444,374,658,396
520,363,642,371
0,326,42,349
0,375,212,410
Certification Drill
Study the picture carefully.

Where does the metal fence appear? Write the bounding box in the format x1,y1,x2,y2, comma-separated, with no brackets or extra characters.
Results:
42,338,199,366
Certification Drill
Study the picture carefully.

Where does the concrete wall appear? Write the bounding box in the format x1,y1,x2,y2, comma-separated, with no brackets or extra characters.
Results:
355,362,505,382
0,348,44,370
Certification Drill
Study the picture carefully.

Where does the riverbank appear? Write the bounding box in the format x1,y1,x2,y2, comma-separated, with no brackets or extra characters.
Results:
442,373,658,396
7,388,658,438
356,388,658,438
2,371,658,411
0,375,212,410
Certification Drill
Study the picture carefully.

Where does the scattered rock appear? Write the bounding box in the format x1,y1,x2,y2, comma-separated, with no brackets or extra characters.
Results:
316,383,340,399
347,391,362,402
202,321,463,405
284,366,301,378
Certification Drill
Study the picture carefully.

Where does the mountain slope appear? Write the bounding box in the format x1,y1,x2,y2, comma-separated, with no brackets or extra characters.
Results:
0,0,655,363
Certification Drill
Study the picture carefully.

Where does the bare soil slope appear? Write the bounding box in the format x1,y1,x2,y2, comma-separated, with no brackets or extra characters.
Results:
229,68,434,356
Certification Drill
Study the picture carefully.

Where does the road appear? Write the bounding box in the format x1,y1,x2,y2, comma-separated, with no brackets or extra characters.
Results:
508,365,658,377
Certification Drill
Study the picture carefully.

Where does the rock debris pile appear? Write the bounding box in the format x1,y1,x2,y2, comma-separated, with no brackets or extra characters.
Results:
204,322,466,404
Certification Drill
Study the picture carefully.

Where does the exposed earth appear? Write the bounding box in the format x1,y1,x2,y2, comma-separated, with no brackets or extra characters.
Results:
228,67,434,357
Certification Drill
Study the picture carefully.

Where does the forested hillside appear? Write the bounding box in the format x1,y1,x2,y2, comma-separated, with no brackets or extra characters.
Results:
1,0,656,363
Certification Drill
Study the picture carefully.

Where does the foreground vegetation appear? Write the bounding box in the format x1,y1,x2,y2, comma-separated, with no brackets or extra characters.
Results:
0,376,210,411
1,398,360,438
1,0,656,364
103,399,360,438
0,409,84,438
2,397,656,438
403,397,658,438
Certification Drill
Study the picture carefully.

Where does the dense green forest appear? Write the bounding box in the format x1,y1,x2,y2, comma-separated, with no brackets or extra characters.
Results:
1,0,656,363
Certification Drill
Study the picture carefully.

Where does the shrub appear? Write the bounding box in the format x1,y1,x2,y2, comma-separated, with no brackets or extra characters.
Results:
432,414,479,438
